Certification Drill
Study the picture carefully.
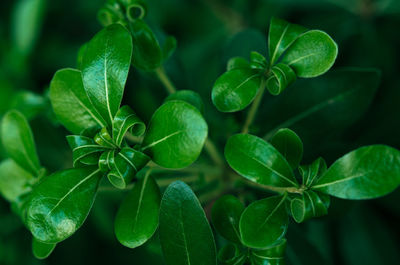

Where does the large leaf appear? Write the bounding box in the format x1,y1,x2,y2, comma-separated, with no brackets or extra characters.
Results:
281,30,338,78
239,195,288,248
313,145,400,199
50,68,107,134
1,110,41,175
0,159,34,202
159,181,217,265
211,195,244,244
268,17,307,65
270,128,303,170
225,134,298,188
212,69,263,112
141,101,208,169
26,167,103,243
114,173,161,248
81,23,132,126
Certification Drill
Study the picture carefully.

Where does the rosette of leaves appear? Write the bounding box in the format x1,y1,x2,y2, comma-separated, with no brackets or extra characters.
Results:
212,17,338,112
220,128,400,260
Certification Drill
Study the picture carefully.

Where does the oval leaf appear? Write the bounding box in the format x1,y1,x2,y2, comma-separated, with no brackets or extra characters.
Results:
0,159,34,202
270,128,303,170
32,238,56,260
239,195,289,248
225,134,298,188
164,90,205,114
312,145,400,199
115,173,161,248
82,23,133,126
1,110,41,175
50,68,107,134
281,30,338,78
26,167,103,243
142,101,208,169
211,195,244,244
212,69,262,113
159,181,217,265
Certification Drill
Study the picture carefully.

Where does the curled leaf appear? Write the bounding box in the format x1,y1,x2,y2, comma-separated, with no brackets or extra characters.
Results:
299,157,327,187
250,239,287,265
112,105,146,146
266,63,296,95
290,190,330,223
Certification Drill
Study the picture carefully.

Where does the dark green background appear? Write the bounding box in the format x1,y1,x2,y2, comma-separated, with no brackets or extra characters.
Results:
1,0,399,264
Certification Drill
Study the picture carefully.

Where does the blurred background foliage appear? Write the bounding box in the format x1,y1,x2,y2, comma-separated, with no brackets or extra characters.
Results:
0,0,399,264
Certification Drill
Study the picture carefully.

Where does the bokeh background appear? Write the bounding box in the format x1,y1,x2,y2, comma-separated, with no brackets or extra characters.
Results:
1,0,400,264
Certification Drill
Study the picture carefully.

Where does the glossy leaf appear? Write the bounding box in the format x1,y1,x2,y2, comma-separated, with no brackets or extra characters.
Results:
112,105,146,146
225,134,298,188
240,195,289,248
115,173,161,248
290,190,330,223
142,101,208,169
211,195,244,244
1,110,41,175
268,17,307,65
227,57,250,71
130,19,162,71
0,159,34,202
266,63,296,95
67,135,108,167
50,68,106,134
270,128,303,170
250,51,268,69
218,244,246,265
159,181,217,265
299,157,327,187
250,239,287,265
26,167,103,243
313,145,400,199
281,30,338,78
82,23,132,126
212,69,262,112
164,90,205,114
32,238,56,260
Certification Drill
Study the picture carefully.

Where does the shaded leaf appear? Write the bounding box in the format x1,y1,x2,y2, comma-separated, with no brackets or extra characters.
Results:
0,159,34,202
164,90,205,114
270,128,303,170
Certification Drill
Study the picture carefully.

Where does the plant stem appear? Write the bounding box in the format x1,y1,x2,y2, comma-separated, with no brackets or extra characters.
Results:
155,66,177,94
242,79,266,134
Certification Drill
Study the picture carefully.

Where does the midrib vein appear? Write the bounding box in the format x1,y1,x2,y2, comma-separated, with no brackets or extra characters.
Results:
142,130,184,151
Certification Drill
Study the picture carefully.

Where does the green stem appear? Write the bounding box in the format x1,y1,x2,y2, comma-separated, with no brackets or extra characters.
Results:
242,79,266,134
155,66,177,94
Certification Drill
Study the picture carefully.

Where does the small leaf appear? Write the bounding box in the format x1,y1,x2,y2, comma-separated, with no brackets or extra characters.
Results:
32,237,56,260
112,105,146,146
50,68,107,134
281,30,338,78
212,69,263,112
225,134,298,188
211,195,244,244
115,173,161,248
290,190,330,223
299,157,327,187
270,128,303,170
239,195,289,248
218,244,246,265
250,51,268,69
26,167,103,243
82,23,132,126
142,101,208,169
1,110,41,175
164,90,205,114
226,57,250,71
266,63,297,95
162,36,177,60
130,19,162,71
250,239,287,265
312,145,400,199
67,135,108,167
0,159,34,202
268,17,307,65
159,181,217,265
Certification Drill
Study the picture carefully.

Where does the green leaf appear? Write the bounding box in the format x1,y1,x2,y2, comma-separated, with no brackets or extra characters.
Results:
211,195,244,244
76,43,87,70
115,173,161,248
0,159,34,202
164,90,205,114
112,105,146,146
270,128,303,170
32,237,56,260
50,68,107,134
142,101,208,169
10,90,47,120
299,157,327,187
239,195,289,248
1,110,41,175
218,244,246,265
266,63,296,95
212,69,262,113
268,17,307,65
26,167,103,243
162,36,177,61
290,190,330,223
82,24,132,126
250,239,287,265
159,181,217,265
226,57,250,71
250,51,268,69
312,145,400,199
225,134,298,188
281,30,338,78
130,19,162,71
